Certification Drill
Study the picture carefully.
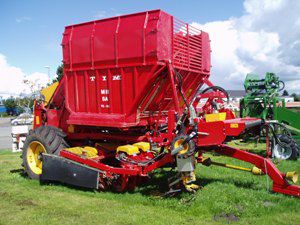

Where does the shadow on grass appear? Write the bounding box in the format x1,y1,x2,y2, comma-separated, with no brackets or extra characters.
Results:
137,169,260,197
229,141,267,156
10,167,98,193
10,166,261,198
10,168,24,174
243,149,267,156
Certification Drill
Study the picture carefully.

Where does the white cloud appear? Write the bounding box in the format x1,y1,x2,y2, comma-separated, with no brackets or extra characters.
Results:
93,10,107,19
15,16,31,23
0,54,49,97
191,0,300,93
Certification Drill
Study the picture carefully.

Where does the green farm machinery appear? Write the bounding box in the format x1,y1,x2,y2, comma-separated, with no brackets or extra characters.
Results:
240,72,300,160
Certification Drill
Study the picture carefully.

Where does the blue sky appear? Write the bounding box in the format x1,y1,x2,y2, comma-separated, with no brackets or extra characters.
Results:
1,0,300,95
0,0,244,76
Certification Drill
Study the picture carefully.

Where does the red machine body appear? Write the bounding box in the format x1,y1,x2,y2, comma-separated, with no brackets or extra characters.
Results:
49,10,210,129
33,10,299,197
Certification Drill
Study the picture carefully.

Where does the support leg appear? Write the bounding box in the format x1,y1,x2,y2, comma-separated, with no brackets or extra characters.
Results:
212,145,300,197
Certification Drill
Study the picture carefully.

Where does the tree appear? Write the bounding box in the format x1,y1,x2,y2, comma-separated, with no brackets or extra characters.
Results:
16,96,34,113
51,64,64,83
282,90,289,96
4,98,17,115
291,93,300,101
56,64,64,82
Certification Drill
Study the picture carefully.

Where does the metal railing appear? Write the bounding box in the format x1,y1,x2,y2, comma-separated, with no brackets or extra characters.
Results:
173,18,203,72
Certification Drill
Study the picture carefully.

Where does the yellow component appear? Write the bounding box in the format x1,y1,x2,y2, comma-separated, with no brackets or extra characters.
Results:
83,146,98,156
181,171,197,184
133,142,150,152
117,145,140,155
35,116,40,125
190,171,196,182
68,125,75,133
26,141,46,175
40,82,59,106
209,160,265,176
65,147,83,155
205,112,226,122
286,171,298,183
174,139,189,155
224,164,252,172
182,171,200,192
230,123,239,128
64,146,98,158
251,166,263,175
185,183,201,192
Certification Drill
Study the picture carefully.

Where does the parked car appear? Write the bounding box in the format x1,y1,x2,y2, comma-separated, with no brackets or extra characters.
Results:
11,113,34,126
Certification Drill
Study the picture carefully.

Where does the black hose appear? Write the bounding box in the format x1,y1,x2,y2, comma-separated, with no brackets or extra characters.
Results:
260,122,294,150
117,152,165,166
174,69,189,108
278,80,285,92
196,86,229,104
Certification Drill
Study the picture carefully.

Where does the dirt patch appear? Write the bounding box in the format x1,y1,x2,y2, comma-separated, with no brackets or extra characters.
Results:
18,199,38,207
214,213,239,222
236,204,244,212
263,201,275,207
0,191,10,197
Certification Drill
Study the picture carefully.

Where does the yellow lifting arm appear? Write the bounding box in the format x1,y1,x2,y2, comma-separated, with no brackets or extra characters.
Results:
40,82,59,106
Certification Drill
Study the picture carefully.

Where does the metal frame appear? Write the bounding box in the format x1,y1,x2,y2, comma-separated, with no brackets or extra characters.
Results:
32,10,300,197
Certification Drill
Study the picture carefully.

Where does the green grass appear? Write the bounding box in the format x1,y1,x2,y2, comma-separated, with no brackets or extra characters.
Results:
288,107,300,113
0,149,299,225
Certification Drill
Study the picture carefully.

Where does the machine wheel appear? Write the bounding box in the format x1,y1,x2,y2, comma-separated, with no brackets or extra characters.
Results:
22,126,69,180
272,134,299,160
171,134,195,156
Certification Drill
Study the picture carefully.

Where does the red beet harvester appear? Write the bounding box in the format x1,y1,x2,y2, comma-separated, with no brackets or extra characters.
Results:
22,10,300,196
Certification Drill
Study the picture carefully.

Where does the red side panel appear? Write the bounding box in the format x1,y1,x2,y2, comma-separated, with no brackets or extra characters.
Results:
197,118,261,146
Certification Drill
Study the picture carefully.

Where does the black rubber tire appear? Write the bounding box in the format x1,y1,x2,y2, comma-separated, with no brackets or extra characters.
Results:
273,134,299,160
22,125,69,180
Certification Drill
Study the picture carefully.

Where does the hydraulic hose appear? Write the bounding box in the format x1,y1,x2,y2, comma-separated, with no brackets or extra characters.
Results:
278,80,285,92
174,69,189,108
261,121,294,149
190,85,230,108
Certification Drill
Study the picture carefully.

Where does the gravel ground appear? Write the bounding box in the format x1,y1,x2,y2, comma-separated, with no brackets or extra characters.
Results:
0,118,12,150
0,117,32,150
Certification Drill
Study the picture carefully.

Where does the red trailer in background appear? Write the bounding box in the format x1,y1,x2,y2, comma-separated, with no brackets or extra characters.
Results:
23,10,299,197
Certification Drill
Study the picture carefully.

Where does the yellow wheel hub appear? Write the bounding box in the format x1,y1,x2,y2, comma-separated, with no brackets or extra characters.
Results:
26,141,46,175
174,139,189,155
